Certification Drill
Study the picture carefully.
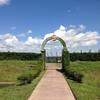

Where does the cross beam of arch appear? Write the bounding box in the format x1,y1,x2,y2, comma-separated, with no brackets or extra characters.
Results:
41,35,67,51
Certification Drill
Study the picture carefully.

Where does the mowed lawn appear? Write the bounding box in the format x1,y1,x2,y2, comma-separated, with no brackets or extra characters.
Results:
0,60,43,100
67,61,100,100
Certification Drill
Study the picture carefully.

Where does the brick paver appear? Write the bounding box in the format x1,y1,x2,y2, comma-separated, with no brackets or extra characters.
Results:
28,64,76,100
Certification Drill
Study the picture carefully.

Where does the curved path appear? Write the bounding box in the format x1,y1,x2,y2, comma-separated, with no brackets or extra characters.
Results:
28,64,76,100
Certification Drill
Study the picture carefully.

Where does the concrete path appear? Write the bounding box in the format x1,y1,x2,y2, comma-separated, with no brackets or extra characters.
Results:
28,64,76,100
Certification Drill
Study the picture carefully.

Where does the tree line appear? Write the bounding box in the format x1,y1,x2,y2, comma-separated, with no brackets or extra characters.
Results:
0,52,42,60
0,52,100,61
70,52,100,61
47,52,100,62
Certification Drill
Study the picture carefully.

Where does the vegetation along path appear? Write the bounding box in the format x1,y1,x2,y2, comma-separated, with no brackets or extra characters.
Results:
28,64,75,100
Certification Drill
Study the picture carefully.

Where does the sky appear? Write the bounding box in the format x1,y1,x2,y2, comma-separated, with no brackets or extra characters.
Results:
0,0,100,56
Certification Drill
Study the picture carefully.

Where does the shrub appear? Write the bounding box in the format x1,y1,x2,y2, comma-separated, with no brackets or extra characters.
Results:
65,69,84,83
72,71,84,83
17,72,34,85
17,70,42,85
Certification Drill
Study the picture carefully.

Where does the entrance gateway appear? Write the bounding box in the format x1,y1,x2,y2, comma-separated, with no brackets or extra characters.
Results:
41,34,70,70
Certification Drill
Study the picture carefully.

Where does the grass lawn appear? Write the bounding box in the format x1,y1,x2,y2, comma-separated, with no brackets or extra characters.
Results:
0,60,44,100
67,61,100,100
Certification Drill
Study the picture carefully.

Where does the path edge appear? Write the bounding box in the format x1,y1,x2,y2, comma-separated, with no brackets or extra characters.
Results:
28,71,45,100
63,75,77,100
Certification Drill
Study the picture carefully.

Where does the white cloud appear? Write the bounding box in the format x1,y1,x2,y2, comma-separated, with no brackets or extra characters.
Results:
44,33,53,39
0,0,10,5
59,25,66,31
4,34,18,44
25,36,43,46
27,30,32,34
81,40,97,46
43,25,100,49
0,33,27,52
79,24,86,30
17,33,26,38
0,25,100,53
0,32,42,52
25,37,34,45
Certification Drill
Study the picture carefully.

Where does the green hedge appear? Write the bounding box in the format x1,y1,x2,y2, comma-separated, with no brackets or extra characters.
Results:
0,52,100,61
0,52,41,60
47,52,100,62
70,52,100,61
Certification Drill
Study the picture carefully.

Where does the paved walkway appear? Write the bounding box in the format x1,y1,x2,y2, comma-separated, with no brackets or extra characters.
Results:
28,64,76,100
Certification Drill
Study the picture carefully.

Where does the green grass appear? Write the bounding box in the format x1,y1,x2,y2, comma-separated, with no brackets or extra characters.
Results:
67,61,100,100
0,61,100,100
0,60,44,100
0,71,44,100
0,60,42,82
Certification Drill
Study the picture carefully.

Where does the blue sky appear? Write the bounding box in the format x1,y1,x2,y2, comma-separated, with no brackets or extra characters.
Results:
0,0,100,54
0,0,100,34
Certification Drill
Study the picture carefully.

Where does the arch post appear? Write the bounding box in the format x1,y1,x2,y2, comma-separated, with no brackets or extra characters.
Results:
62,48,70,71
41,50,46,70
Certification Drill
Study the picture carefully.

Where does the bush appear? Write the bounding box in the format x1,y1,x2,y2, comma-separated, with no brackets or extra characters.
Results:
72,72,84,83
17,70,42,85
17,72,34,85
65,69,84,83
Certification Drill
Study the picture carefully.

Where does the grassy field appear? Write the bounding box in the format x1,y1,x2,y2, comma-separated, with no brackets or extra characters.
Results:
0,61,100,100
0,60,44,100
67,61,100,100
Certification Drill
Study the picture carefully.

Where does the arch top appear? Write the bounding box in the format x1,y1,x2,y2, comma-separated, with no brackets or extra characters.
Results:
41,34,67,51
